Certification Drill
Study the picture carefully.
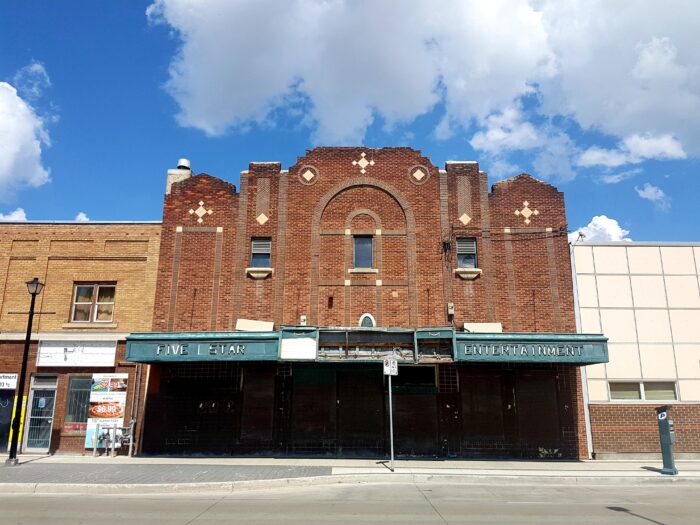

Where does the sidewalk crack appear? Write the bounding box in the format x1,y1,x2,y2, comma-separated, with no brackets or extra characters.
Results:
415,482,449,525
183,494,226,525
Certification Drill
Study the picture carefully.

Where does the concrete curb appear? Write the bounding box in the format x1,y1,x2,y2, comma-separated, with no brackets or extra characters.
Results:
2,472,699,494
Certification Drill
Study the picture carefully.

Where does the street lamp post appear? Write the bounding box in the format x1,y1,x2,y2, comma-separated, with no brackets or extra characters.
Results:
5,277,44,466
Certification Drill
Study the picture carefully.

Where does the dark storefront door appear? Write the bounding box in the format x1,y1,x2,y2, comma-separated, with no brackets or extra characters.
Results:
460,368,563,458
392,366,439,457
337,369,384,456
239,365,276,454
0,390,13,453
289,364,337,455
515,373,561,454
142,363,244,455
460,374,508,456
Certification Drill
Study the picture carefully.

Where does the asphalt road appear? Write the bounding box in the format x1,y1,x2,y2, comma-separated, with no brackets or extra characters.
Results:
0,482,697,524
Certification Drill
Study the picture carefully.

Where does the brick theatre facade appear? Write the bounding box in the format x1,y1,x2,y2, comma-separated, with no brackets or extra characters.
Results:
127,147,607,459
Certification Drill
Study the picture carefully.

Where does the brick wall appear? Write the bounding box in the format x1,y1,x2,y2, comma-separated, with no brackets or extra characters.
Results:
149,147,588,458
152,174,238,332
0,222,160,454
155,148,575,334
0,223,161,333
590,403,700,454
0,341,142,455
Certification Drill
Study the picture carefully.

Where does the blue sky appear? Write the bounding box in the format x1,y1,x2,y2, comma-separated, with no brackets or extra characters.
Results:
1,1,698,242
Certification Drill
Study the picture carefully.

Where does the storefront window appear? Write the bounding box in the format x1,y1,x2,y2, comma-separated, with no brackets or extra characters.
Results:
64,377,92,432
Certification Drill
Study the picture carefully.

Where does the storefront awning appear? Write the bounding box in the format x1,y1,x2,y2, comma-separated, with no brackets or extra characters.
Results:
126,329,608,365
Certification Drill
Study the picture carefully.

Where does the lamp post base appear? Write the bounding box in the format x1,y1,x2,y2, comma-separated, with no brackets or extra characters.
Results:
5,458,19,467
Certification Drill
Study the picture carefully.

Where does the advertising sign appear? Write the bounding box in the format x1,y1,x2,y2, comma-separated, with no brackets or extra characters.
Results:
84,373,128,449
454,333,608,364
0,373,18,390
37,341,117,367
126,332,280,362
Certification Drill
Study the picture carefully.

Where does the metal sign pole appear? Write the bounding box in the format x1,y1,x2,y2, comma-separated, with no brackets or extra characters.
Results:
388,374,394,472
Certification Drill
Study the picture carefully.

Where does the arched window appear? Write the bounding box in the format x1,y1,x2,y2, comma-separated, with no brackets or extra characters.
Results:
359,313,376,327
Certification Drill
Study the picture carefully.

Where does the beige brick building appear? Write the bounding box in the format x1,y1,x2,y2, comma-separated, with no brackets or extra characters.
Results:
0,223,160,454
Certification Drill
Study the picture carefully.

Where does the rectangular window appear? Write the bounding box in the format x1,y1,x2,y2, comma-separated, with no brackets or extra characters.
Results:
456,237,477,268
71,283,116,323
63,376,92,432
609,381,678,401
609,382,642,400
250,237,272,268
644,382,677,401
353,235,373,268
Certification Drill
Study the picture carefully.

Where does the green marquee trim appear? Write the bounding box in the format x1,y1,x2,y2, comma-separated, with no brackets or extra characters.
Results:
126,329,608,365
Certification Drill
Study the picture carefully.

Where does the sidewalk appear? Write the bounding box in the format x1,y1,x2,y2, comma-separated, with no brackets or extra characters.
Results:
1,455,699,494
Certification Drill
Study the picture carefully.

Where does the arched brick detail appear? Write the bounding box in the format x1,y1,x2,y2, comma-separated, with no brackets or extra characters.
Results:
344,208,383,231
343,208,383,326
310,178,417,326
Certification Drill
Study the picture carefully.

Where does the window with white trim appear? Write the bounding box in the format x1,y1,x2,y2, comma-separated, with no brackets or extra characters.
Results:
609,381,677,401
250,237,272,268
71,283,116,322
359,313,376,327
456,237,477,269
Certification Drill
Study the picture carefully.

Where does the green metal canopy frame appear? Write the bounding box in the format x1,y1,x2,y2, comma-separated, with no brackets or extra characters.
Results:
126,328,608,365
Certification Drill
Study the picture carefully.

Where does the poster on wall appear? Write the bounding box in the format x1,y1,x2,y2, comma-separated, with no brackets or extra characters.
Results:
0,373,18,389
84,373,128,449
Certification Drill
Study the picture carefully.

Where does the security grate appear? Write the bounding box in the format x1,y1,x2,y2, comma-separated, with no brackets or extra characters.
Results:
276,363,292,377
438,365,459,393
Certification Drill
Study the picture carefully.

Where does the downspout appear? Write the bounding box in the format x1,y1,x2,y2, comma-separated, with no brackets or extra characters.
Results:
570,243,594,459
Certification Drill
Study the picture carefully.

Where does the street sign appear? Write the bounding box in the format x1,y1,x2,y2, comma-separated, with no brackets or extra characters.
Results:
383,358,398,376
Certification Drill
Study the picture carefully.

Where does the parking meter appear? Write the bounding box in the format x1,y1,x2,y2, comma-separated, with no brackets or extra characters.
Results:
655,405,678,475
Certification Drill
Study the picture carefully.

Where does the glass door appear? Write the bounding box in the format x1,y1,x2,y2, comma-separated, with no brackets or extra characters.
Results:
0,389,14,453
22,376,57,453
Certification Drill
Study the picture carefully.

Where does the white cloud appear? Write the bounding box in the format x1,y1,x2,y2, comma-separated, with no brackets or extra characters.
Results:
635,182,671,211
149,0,700,169
537,4,700,154
147,0,554,144
0,81,51,200
0,208,28,221
485,159,521,180
624,134,686,160
598,168,641,184
578,133,686,168
74,212,90,222
13,62,51,100
469,106,541,154
569,215,632,243
532,132,577,182
469,105,578,181
577,147,630,169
